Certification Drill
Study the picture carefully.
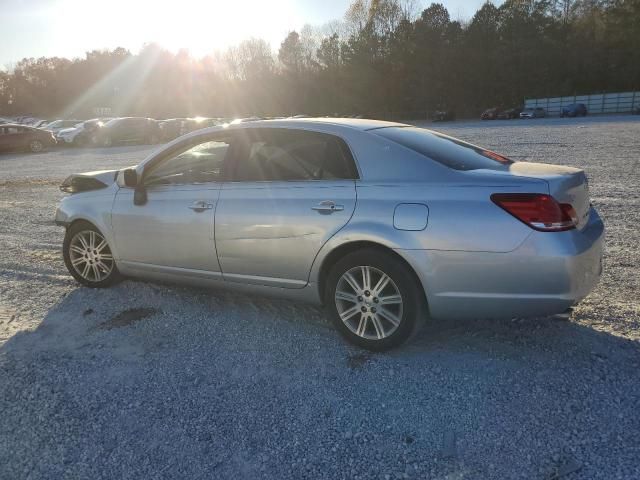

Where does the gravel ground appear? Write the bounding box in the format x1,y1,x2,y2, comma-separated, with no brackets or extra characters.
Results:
0,116,639,479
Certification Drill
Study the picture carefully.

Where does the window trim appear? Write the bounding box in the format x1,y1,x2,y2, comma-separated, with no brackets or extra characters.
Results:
226,127,360,183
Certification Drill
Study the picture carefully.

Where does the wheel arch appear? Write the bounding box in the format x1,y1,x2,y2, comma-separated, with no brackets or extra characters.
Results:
316,240,428,313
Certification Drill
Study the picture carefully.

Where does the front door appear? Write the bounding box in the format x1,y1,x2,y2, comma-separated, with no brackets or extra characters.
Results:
215,128,359,288
111,135,232,275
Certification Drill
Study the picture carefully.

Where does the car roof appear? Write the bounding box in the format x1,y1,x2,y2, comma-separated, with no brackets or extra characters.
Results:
230,117,408,132
144,118,412,168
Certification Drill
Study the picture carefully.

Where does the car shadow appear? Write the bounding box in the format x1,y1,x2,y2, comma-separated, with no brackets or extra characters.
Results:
2,279,638,365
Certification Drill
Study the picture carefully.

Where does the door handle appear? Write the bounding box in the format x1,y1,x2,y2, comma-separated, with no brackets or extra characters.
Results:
188,200,214,212
312,201,344,214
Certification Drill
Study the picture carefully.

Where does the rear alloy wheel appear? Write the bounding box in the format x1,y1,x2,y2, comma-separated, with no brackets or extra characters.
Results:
63,223,121,288
29,140,44,153
326,249,425,351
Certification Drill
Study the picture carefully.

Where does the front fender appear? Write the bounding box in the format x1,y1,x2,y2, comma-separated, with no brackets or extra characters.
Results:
54,184,120,259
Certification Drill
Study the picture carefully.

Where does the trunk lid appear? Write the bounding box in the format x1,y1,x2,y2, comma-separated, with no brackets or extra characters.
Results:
476,162,592,230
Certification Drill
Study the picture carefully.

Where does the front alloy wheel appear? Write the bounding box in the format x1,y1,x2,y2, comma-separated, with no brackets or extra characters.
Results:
63,223,120,287
326,249,425,351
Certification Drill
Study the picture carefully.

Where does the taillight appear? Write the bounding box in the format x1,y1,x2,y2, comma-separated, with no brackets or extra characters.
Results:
491,193,577,232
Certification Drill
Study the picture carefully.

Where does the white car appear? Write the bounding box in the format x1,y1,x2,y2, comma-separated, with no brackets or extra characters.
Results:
56,119,109,146
56,125,83,144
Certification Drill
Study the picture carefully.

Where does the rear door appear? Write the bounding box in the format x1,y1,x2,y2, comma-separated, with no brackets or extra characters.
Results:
215,128,358,288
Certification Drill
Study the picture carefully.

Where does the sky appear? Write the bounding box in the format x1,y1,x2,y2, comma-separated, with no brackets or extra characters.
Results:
0,0,499,68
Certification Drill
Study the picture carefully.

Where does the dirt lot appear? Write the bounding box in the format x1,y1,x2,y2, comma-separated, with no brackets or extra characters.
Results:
0,116,639,479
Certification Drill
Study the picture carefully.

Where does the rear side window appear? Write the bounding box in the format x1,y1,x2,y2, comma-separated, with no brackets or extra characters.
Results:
373,126,513,171
232,129,358,181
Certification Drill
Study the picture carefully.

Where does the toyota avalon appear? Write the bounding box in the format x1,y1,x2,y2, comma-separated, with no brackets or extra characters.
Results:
55,118,604,350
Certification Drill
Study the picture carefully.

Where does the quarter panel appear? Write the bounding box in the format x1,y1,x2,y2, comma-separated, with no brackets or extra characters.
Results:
353,183,538,252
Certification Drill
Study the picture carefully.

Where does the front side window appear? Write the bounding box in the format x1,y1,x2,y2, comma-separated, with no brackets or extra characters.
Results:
144,138,230,186
232,129,357,182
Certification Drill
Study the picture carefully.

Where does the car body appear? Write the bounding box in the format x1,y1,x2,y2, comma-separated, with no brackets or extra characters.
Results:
55,118,604,350
56,118,111,146
560,103,588,117
0,123,57,152
44,119,82,134
481,108,499,120
90,117,160,147
497,107,522,120
520,107,546,119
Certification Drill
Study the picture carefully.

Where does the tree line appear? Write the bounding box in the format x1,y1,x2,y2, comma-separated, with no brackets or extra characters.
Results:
0,0,638,120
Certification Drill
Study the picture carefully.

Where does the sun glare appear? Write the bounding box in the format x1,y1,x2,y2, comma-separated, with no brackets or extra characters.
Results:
55,0,301,57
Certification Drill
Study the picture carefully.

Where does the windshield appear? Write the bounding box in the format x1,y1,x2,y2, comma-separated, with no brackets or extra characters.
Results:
373,126,513,171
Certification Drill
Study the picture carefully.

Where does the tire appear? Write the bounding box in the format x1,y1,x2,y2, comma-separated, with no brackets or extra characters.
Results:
29,140,44,153
63,222,121,288
325,249,426,351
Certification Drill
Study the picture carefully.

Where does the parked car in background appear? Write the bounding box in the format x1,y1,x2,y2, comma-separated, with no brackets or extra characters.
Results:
55,118,603,351
560,103,588,117
497,107,522,120
158,118,188,142
90,117,160,147
45,119,82,134
520,107,546,119
181,117,214,135
481,108,499,120
0,124,56,152
432,110,455,122
56,118,111,146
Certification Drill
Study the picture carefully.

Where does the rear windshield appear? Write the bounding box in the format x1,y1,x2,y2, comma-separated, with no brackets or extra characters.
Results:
373,126,513,171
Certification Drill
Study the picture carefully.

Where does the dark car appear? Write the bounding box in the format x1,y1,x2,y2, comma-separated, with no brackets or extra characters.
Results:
0,124,56,153
497,107,522,120
560,103,587,117
91,117,160,147
481,108,499,120
432,110,456,122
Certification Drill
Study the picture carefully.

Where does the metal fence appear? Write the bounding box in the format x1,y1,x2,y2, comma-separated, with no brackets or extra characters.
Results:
525,91,640,116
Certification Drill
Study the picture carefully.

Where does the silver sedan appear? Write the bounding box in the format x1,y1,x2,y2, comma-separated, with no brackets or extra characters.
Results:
55,118,604,350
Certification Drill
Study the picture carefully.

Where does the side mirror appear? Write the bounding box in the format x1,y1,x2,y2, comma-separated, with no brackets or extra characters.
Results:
133,185,147,206
123,168,138,187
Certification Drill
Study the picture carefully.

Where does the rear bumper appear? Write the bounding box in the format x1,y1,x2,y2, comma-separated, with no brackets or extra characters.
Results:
397,208,604,321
